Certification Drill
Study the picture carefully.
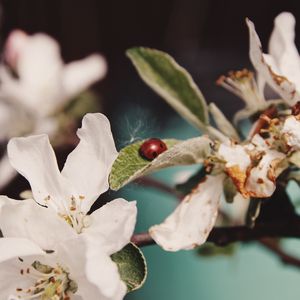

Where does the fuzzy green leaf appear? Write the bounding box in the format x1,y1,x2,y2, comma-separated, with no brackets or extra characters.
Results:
109,136,212,190
197,243,237,257
209,103,240,141
111,243,147,292
127,47,209,130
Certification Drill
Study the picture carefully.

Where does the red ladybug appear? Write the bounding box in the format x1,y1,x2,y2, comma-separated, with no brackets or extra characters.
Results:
139,138,167,161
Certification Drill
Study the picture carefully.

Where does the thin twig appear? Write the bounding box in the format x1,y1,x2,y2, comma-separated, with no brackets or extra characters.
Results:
133,169,300,269
132,217,300,247
259,238,300,268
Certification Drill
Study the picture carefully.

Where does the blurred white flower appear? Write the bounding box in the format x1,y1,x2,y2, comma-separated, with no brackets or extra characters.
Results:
247,12,300,105
2,30,107,122
0,236,127,300
0,30,107,190
1,113,137,251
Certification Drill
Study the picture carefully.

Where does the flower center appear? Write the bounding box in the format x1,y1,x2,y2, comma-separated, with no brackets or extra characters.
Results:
16,260,77,300
217,69,264,107
44,194,90,234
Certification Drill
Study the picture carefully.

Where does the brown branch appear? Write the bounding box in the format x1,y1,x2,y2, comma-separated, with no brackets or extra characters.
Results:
131,232,154,247
132,217,300,247
132,166,300,268
259,238,300,269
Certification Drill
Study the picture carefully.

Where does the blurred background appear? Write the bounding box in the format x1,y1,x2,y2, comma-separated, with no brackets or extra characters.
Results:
2,0,300,299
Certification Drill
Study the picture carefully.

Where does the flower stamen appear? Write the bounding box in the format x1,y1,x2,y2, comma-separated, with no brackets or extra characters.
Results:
16,260,77,300
217,69,265,107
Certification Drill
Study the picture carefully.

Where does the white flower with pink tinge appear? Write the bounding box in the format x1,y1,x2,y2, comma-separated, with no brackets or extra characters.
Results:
247,12,300,105
0,29,107,190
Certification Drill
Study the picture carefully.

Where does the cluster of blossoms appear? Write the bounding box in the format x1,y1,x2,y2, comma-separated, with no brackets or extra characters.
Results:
0,31,137,300
2,9,300,300
149,12,300,251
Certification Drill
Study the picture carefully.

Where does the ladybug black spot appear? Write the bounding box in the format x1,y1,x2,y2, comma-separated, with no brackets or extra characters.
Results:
139,138,168,161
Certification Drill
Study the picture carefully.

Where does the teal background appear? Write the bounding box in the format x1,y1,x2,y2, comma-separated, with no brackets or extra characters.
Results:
116,114,300,300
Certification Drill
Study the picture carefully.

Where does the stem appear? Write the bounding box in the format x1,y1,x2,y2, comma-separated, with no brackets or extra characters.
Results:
131,217,300,247
259,238,300,269
133,166,300,268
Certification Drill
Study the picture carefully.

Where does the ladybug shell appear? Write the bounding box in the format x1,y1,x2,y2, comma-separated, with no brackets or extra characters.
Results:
139,138,168,161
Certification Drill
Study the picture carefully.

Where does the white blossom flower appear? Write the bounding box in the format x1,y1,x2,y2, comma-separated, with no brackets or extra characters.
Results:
282,115,300,150
218,141,251,196
218,135,285,198
149,174,225,251
245,134,285,198
0,113,137,299
0,236,128,300
246,12,300,105
1,113,137,250
0,30,107,190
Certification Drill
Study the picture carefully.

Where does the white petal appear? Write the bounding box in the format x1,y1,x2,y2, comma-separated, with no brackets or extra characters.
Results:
62,113,118,213
7,134,69,211
218,142,251,172
269,12,300,89
84,199,137,254
250,133,268,149
0,196,76,250
57,238,126,300
0,91,35,139
149,174,224,251
4,30,29,70
32,117,58,137
63,54,107,99
0,237,44,263
282,116,300,150
246,18,300,105
246,149,285,198
16,33,64,115
0,238,45,299
219,193,248,226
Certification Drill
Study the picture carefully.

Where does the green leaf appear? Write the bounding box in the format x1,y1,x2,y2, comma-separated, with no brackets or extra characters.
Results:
111,243,147,292
209,103,240,141
245,198,262,228
197,242,237,257
127,47,209,130
223,177,237,203
109,136,212,190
